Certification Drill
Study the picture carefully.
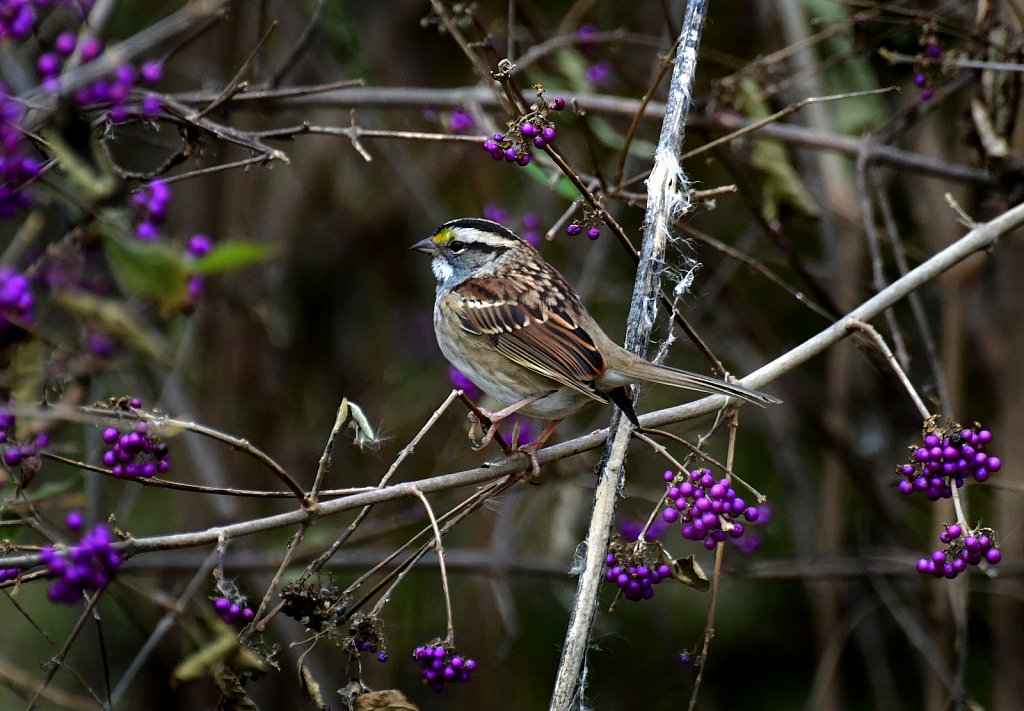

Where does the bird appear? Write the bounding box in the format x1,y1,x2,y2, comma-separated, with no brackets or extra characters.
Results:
412,217,779,476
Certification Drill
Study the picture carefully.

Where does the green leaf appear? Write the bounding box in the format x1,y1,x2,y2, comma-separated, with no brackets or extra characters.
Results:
99,230,188,312
190,241,269,275
522,160,579,201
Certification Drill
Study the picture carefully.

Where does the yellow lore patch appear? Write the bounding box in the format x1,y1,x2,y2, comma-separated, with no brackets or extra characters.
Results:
432,227,453,244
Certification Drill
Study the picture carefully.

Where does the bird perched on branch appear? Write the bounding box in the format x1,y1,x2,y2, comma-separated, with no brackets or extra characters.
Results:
412,217,779,476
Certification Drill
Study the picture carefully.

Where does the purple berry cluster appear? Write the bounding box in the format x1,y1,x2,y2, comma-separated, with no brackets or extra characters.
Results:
482,204,542,246
36,32,163,122
0,266,34,332
896,423,1001,500
481,96,564,167
566,208,605,240
897,418,1006,579
1,397,49,467
912,38,943,102
917,524,1001,579
0,0,93,41
131,179,171,240
730,503,771,555
604,543,672,602
100,406,169,479
41,520,122,604
0,0,36,39
213,596,255,624
585,61,614,88
344,615,389,663
182,234,211,314
618,516,668,542
448,366,482,400
0,566,18,582
447,107,475,134
660,469,759,550
1,86,41,218
412,643,477,693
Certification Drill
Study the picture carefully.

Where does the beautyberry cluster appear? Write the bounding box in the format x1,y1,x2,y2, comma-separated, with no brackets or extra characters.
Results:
604,540,672,602
0,0,93,40
36,32,163,122
730,503,772,555
912,36,943,102
344,614,389,663
896,422,1001,500
481,95,564,167
213,596,255,624
566,207,606,239
0,397,49,467
131,179,171,240
182,233,211,314
1,86,41,218
660,469,759,550
100,403,169,479
482,204,542,245
0,266,34,336
0,566,18,582
41,518,122,604
412,642,477,693
917,524,1001,579
447,107,475,134
618,516,668,542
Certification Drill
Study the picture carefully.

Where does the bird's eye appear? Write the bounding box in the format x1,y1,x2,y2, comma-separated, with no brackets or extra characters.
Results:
448,240,467,254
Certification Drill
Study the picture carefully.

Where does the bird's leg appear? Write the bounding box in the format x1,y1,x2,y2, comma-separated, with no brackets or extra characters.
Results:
518,418,564,480
469,392,547,451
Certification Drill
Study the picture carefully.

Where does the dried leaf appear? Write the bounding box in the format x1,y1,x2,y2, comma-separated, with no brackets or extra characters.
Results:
352,689,420,711
667,554,710,592
171,633,239,684
298,659,328,710
212,665,260,711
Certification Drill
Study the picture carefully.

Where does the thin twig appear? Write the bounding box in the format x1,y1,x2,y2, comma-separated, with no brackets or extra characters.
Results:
411,488,455,645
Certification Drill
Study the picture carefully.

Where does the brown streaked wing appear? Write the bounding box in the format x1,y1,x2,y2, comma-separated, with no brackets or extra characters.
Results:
453,277,609,402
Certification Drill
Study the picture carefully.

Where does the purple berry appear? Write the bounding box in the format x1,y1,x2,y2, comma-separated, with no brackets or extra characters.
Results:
140,61,164,84
37,53,61,78
519,122,537,137
80,38,103,63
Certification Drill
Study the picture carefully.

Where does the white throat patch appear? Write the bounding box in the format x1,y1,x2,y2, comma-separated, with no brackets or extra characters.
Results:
431,257,454,285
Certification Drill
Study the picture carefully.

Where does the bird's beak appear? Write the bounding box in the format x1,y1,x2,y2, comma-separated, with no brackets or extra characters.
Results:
410,238,438,255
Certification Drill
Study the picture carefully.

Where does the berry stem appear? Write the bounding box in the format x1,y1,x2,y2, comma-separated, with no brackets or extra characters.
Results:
847,319,930,419
949,475,969,532
411,487,456,646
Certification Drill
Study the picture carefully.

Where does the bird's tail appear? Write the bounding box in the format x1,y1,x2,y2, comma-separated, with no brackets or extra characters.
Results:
619,359,780,407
